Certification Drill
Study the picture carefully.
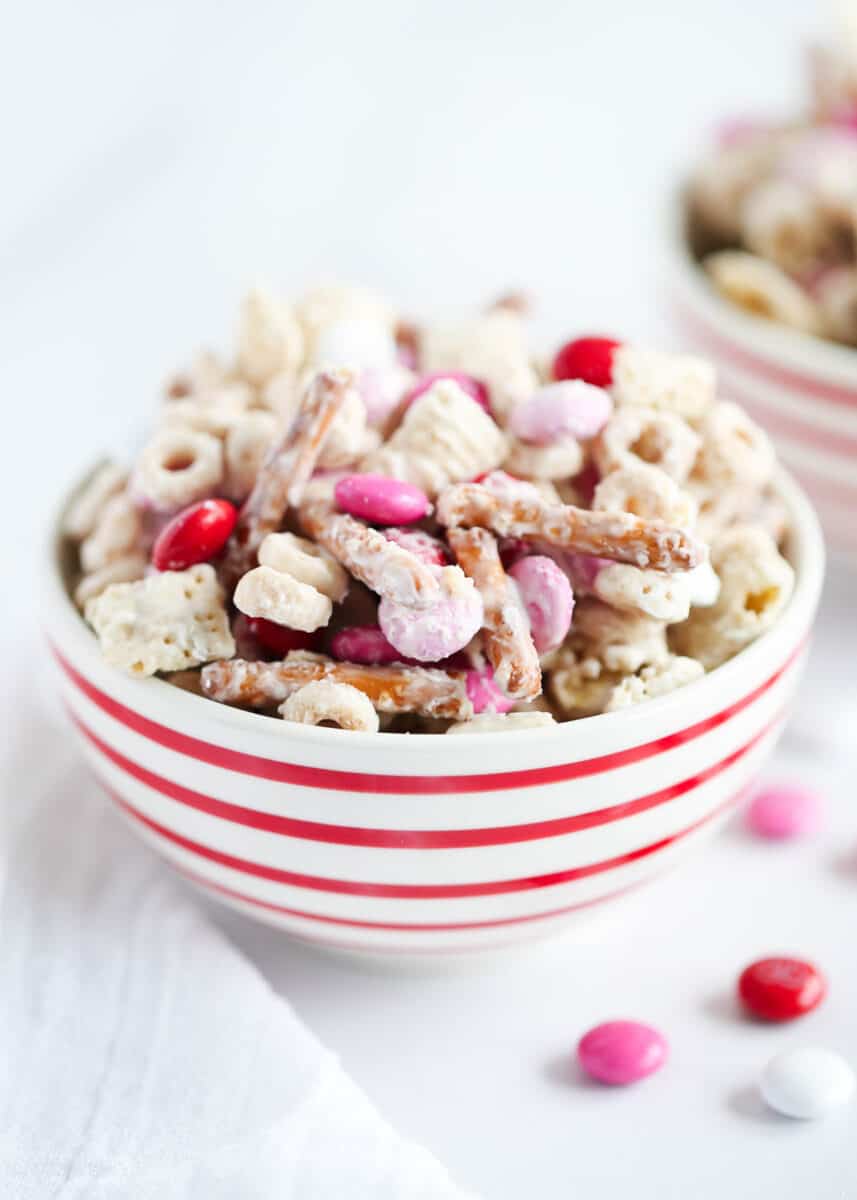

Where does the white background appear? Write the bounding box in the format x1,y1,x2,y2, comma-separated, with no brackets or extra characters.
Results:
3,1,857,1196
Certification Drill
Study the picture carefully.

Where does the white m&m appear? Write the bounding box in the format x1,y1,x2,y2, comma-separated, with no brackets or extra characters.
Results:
760,1048,855,1119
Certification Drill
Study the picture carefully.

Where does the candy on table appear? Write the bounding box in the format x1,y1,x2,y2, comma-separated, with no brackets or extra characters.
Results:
745,783,822,840
151,499,238,572
738,957,826,1022
577,1020,668,1086
334,473,432,526
760,1049,855,1119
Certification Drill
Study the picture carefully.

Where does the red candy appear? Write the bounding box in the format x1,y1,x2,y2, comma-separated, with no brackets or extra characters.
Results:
246,618,319,658
552,336,621,388
738,957,826,1022
152,499,237,571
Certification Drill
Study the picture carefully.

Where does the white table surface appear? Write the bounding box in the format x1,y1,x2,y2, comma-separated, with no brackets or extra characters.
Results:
4,1,857,1195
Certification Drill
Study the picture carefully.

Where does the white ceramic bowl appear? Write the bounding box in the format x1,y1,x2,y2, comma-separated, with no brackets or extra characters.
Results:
44,467,823,957
667,196,857,558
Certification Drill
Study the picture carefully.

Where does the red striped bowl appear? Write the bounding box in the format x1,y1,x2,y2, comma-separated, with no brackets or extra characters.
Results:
668,200,857,558
45,467,823,957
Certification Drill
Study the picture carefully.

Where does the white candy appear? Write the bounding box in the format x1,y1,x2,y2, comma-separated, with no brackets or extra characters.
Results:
279,680,379,732
312,318,397,370
295,283,396,356
233,565,332,633
85,564,234,676
132,429,223,513
760,1048,855,1120
258,532,349,602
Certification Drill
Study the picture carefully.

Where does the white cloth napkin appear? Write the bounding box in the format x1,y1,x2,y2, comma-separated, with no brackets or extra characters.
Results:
0,652,475,1199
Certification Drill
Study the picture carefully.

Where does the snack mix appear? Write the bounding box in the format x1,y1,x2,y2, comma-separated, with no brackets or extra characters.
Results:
687,26,857,346
64,284,795,733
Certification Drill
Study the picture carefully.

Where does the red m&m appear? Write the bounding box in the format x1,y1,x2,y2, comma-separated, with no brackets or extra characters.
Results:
552,336,621,387
152,498,237,571
738,957,826,1022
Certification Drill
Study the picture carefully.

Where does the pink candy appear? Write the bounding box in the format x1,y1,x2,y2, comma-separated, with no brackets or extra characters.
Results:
465,667,514,715
330,624,410,666
404,371,491,414
335,474,431,526
746,783,822,840
378,576,484,663
509,381,613,445
384,526,450,566
509,556,574,654
577,1021,668,1086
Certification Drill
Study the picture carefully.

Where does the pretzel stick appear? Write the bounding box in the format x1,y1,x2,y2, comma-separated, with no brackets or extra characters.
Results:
437,483,703,573
220,369,353,590
447,527,542,701
200,653,472,720
299,500,442,609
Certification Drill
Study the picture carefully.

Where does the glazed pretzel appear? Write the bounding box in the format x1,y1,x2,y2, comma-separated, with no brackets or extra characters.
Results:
447,527,541,701
437,483,704,572
220,368,354,590
299,499,442,609
200,653,473,720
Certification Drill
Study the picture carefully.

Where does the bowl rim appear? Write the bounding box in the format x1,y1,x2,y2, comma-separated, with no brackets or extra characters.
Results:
43,461,825,755
665,188,857,390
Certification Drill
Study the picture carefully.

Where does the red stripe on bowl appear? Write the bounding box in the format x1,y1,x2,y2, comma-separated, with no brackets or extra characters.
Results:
54,642,802,795
93,713,771,899
120,790,744,933
676,301,857,409
75,707,781,849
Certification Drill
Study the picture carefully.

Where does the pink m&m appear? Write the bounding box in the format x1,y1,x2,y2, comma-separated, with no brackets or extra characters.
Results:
330,624,409,666
334,474,431,526
379,574,484,662
404,371,491,414
745,783,821,840
577,1020,668,1086
509,381,613,445
508,555,574,654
